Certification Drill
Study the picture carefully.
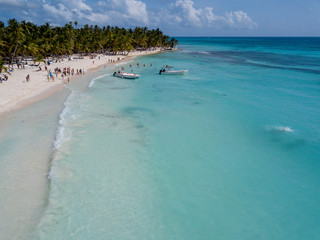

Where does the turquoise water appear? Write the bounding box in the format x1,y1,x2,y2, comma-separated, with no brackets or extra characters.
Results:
21,38,320,239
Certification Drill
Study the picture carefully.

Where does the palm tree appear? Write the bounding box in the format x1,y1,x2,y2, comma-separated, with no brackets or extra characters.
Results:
66,22,74,54
169,38,178,48
33,55,45,66
7,19,25,64
0,59,10,74
0,19,177,63
0,40,6,56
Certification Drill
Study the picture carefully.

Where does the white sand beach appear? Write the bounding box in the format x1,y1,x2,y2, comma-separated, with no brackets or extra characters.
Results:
0,49,162,117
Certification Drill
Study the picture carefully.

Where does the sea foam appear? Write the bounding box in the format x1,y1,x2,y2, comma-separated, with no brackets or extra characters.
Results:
267,125,294,133
52,92,75,151
88,73,109,88
49,91,75,179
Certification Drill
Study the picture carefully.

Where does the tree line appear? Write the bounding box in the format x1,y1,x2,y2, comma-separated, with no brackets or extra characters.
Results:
0,19,178,68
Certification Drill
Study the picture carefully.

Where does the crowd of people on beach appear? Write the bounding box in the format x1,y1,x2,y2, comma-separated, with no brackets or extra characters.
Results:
46,67,85,83
1,53,156,86
19,66,85,84
107,57,124,63
1,55,102,85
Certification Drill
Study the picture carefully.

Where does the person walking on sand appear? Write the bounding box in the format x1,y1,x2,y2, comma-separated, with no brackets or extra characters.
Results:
49,71,54,81
26,74,30,82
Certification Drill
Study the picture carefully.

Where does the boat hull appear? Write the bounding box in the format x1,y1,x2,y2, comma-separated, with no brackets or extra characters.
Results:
160,70,188,75
113,72,139,79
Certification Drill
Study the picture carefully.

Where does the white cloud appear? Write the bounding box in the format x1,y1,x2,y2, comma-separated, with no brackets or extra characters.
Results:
173,0,201,26
41,0,148,26
0,0,26,7
125,0,148,24
97,1,107,7
86,12,111,23
74,0,92,12
43,3,73,21
98,0,149,25
224,11,258,29
0,0,257,33
203,7,223,24
163,0,257,30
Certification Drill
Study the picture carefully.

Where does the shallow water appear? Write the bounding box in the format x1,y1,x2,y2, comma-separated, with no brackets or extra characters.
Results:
0,87,70,239
2,38,320,239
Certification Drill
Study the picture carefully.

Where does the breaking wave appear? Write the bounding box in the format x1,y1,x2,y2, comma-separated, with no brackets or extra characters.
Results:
88,73,109,88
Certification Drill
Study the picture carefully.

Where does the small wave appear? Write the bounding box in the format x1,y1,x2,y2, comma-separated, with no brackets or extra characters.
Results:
47,168,53,179
267,126,294,133
88,73,109,88
49,92,77,179
52,92,75,151
199,51,211,54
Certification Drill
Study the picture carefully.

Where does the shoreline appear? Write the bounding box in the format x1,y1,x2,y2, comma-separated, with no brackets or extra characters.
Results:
0,48,165,240
0,49,164,118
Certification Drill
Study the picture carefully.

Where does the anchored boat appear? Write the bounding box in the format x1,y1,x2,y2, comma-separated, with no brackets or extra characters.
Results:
159,66,188,75
113,71,140,79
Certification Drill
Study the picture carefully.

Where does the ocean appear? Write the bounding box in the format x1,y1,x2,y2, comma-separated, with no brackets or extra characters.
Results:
1,38,320,239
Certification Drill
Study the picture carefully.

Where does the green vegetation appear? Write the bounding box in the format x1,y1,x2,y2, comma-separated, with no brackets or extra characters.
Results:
0,19,178,65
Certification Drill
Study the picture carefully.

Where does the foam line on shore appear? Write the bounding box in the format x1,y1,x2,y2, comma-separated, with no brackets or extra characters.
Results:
52,91,74,151
88,74,109,88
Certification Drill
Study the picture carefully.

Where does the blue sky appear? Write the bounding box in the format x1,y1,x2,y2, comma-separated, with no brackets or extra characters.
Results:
0,0,320,36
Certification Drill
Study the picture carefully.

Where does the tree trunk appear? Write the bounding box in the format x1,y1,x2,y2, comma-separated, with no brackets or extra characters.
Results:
11,41,19,65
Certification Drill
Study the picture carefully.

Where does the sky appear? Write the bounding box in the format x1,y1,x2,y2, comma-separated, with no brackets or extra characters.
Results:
0,0,320,36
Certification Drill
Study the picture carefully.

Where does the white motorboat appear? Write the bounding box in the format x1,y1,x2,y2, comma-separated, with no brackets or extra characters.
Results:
159,66,188,75
159,69,188,75
113,71,140,79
